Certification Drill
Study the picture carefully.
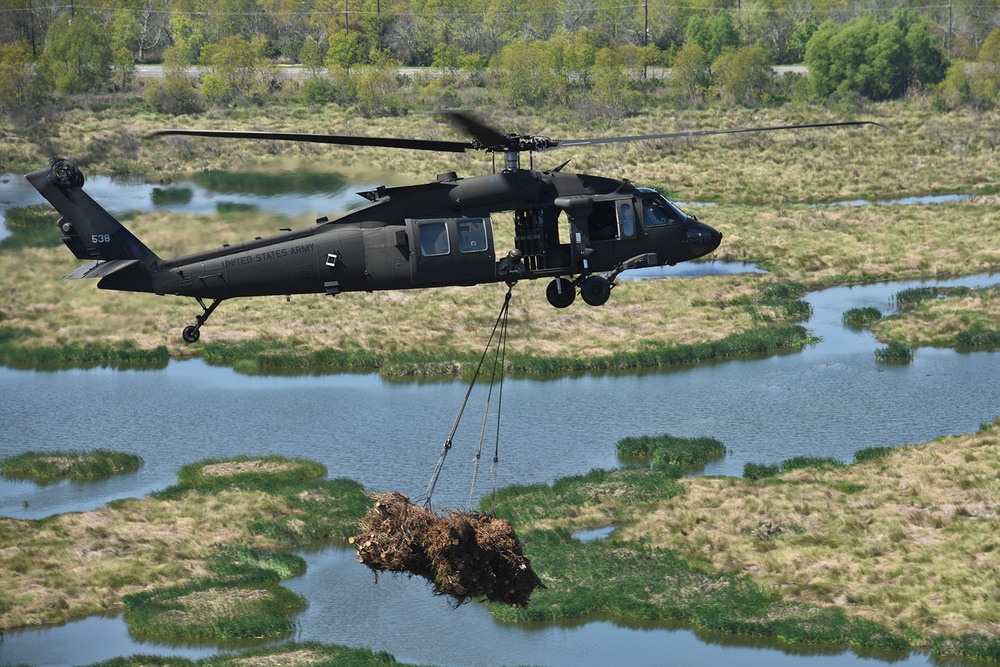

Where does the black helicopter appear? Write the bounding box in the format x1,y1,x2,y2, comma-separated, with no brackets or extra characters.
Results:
27,111,877,343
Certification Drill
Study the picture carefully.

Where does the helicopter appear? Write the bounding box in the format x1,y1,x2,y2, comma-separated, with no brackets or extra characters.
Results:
26,111,878,343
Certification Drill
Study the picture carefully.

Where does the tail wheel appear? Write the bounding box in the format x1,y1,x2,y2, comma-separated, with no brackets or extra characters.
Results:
546,278,576,308
580,275,611,306
182,326,201,344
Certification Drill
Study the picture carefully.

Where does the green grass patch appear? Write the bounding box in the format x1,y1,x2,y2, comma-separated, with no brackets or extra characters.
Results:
1,449,143,481
122,573,305,639
743,462,781,480
843,306,883,328
207,546,306,580
932,633,1000,661
487,467,686,527
616,433,725,469
853,446,894,463
727,281,812,323
893,287,939,311
1,204,61,250
0,335,170,370
743,455,844,480
955,326,1000,349
875,343,913,363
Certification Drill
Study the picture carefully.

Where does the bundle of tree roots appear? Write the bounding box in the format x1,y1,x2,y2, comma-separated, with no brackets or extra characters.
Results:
351,491,545,607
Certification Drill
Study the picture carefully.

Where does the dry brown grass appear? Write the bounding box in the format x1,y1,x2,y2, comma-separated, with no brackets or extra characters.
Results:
232,649,325,667
200,460,299,477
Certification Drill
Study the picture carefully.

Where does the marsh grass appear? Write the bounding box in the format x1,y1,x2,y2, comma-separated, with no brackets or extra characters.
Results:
0,456,368,629
743,456,844,480
488,473,907,652
0,338,170,369
893,286,940,311
874,343,914,362
875,285,1000,350
2,164,998,373
483,421,1000,657
616,433,725,469
614,419,1000,652
843,306,883,328
123,574,306,638
0,449,142,481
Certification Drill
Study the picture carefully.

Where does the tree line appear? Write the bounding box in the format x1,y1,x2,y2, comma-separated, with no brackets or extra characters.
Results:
0,0,998,115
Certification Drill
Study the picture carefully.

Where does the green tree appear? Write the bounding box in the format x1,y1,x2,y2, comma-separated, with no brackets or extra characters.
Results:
326,29,365,70
591,46,641,118
712,44,773,106
707,10,740,61
805,14,945,101
200,35,277,105
669,40,711,107
969,28,1000,104
39,13,114,93
487,39,562,108
143,43,205,114
686,10,740,61
356,53,404,117
0,38,38,112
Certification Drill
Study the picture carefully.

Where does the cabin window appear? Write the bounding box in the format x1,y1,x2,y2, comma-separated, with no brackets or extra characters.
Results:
419,221,450,256
457,217,489,253
618,203,635,237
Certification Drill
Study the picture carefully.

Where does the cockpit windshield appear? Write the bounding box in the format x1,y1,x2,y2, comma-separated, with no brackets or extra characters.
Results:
639,191,687,228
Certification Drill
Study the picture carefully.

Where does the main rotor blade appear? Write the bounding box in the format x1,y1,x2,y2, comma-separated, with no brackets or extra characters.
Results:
551,121,885,149
434,110,511,150
146,129,474,153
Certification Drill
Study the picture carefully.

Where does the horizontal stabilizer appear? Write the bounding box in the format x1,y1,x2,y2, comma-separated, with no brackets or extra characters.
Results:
63,259,139,280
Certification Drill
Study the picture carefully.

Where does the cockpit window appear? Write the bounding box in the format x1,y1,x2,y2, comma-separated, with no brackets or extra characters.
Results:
641,196,686,228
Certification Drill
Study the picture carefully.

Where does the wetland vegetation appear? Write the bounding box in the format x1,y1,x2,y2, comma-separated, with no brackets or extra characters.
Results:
5,425,1000,662
0,449,143,481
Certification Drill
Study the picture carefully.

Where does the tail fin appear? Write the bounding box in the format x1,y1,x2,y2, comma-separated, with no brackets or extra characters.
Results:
27,158,160,292
27,158,157,263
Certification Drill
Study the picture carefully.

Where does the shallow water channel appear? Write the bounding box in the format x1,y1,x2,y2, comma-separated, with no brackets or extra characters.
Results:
2,271,1000,666
2,174,998,665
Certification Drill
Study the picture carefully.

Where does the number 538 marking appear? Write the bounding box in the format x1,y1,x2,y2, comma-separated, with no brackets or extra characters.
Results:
92,234,111,243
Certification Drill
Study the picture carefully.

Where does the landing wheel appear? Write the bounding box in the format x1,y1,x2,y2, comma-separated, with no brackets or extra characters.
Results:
581,275,611,306
546,278,576,308
182,325,201,344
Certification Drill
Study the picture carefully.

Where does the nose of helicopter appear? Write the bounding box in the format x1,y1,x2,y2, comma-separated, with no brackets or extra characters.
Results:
687,221,723,258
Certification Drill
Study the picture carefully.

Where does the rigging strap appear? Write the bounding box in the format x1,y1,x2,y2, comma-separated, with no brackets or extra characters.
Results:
423,285,514,509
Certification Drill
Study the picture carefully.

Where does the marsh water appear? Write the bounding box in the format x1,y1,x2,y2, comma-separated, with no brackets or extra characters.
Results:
1,174,998,666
